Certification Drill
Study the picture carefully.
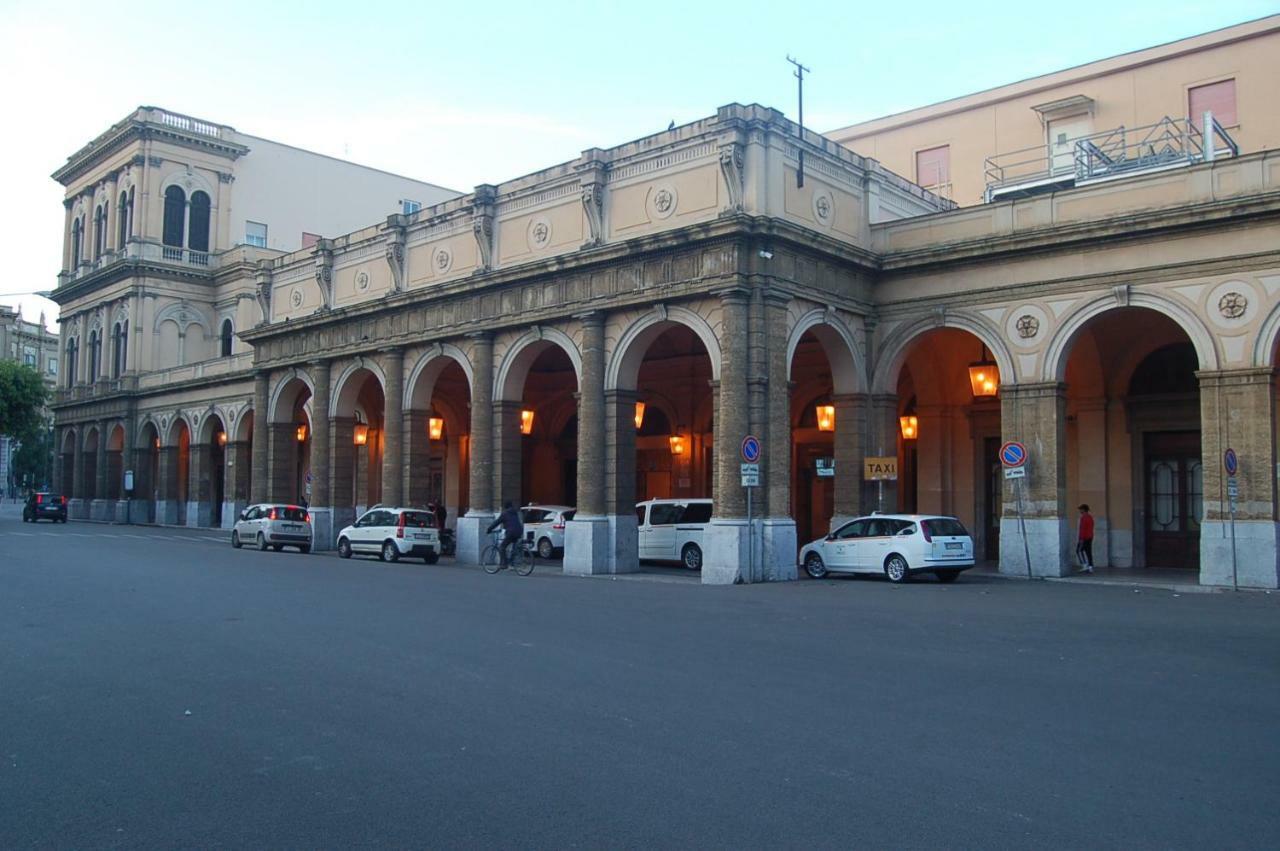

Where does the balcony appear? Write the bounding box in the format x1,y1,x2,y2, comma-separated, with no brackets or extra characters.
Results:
984,113,1239,202
58,240,220,287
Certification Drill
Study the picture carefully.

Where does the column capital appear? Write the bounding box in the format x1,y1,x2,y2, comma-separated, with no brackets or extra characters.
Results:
999,381,1066,400
714,285,752,305
573,310,605,326
1196,367,1275,388
465,329,495,342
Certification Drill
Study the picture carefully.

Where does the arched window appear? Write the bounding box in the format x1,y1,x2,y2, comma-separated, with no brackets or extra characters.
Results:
93,205,105,259
189,191,211,253
111,322,129,379
220,318,234,357
71,218,82,267
66,338,78,387
87,330,100,381
162,186,186,248
117,191,129,247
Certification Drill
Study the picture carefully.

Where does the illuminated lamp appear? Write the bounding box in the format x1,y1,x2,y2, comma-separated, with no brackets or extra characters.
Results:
815,404,835,432
967,344,999,398
216,430,227,447
634,401,646,430
428,416,445,441
353,423,369,446
520,409,535,435
295,423,308,443
668,434,687,456
899,415,919,441
153,437,161,450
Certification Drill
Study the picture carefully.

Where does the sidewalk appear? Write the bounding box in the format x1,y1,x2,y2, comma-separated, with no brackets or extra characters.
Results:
969,562,1223,593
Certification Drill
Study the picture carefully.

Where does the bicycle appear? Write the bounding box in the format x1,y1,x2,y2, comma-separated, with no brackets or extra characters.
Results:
481,532,535,576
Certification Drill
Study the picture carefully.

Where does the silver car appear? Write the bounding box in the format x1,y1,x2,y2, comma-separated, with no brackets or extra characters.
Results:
231,503,313,553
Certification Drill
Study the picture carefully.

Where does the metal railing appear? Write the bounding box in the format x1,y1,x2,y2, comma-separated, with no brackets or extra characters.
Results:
984,113,1238,202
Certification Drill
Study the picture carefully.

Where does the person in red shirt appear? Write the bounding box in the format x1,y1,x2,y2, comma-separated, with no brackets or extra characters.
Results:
1076,503,1095,573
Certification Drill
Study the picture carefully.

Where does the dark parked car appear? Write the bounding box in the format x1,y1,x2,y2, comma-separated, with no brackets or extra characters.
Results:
23,492,68,523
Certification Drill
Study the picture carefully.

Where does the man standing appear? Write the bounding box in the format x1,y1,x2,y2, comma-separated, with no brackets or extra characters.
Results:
1076,503,1095,573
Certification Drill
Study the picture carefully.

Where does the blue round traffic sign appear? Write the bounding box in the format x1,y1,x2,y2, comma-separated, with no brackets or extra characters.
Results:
1224,448,1238,476
741,435,761,463
999,441,1027,468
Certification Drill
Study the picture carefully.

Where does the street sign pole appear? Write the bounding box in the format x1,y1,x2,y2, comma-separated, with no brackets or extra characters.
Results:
1016,477,1032,579
741,437,762,582
1224,449,1239,592
999,442,1032,579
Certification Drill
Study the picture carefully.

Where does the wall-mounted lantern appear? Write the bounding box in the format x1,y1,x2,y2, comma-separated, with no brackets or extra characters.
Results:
815,404,835,432
295,423,308,443
967,345,999,398
353,423,369,446
428,416,445,441
668,434,687,456
520,409,535,435
634,401,646,430
899,415,919,441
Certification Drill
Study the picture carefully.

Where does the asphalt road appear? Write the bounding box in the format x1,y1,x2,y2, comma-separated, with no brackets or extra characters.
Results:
2,513,1278,849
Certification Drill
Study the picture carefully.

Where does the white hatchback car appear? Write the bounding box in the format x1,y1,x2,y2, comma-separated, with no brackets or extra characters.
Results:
520,504,576,559
636,498,714,570
231,503,313,553
337,507,441,564
798,514,974,583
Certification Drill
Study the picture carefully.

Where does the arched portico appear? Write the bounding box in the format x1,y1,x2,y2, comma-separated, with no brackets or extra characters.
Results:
403,346,473,528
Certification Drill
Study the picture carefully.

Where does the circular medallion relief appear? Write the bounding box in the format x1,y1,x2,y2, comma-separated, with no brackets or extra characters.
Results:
812,190,834,226
355,270,370,292
1218,292,1247,319
432,246,454,275
289,288,303,308
527,217,552,250
648,184,678,220
1015,314,1040,339
1207,280,1256,329
1005,305,1048,350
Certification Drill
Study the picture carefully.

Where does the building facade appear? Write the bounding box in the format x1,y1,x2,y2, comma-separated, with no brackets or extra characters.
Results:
1,305,59,496
828,15,1280,206
49,47,1280,590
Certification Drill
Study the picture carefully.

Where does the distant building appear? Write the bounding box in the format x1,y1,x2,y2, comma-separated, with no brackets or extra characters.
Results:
1,305,59,495
827,15,1280,205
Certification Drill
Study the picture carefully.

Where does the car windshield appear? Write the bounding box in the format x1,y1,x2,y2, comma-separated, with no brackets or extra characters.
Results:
400,511,435,528
924,518,968,537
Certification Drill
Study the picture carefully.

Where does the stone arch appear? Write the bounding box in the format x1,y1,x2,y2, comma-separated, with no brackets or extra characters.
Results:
153,301,211,335
268,368,316,424
82,424,100,452
136,418,160,448
166,413,193,446
871,311,1015,395
605,306,722,391
495,326,582,401
786,308,865,395
404,343,475,410
1043,292,1219,382
1252,300,1280,368
61,427,78,454
330,357,388,418
199,409,227,445
106,423,125,452
158,168,215,201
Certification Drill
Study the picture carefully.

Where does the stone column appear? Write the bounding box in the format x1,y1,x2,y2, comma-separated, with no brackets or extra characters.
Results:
832,393,868,526
761,293,797,580
188,441,212,527
999,382,1068,577
224,440,251,528
156,443,179,525
330,417,356,535
309,360,333,549
565,312,609,575
119,413,137,523
704,288,752,584
602,389,640,573
1073,398,1110,567
492,401,524,508
91,419,111,521
1198,369,1278,588
457,332,494,564
250,372,269,503
70,427,87,519
381,347,405,508
405,410,431,507
52,428,64,495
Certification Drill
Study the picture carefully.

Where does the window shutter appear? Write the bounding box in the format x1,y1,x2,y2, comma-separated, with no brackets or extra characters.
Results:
1188,79,1236,128
915,145,951,190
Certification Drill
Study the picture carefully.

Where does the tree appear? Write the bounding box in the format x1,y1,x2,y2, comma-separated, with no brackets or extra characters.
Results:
11,427,54,491
0,361,48,442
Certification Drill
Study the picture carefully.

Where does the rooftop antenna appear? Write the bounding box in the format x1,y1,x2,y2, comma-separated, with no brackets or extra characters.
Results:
786,55,811,188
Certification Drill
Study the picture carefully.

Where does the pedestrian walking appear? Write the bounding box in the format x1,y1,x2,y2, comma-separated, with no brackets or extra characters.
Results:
1076,503,1095,573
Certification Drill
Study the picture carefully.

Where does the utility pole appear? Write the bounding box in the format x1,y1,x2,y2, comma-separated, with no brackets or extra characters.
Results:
786,55,811,188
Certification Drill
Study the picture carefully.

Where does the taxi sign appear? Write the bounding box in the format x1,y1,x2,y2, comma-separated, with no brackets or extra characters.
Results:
863,457,898,481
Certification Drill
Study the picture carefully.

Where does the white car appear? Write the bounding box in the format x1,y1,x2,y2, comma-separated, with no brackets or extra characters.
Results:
799,514,974,583
521,504,576,559
231,503,313,553
636,498,713,570
337,506,441,564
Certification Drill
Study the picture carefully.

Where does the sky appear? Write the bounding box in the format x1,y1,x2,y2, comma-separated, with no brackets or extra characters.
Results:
1,0,1275,331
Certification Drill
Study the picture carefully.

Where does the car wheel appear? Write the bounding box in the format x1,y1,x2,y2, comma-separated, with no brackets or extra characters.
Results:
338,538,352,559
231,530,242,549
537,537,554,560
885,554,911,583
423,552,439,565
935,569,961,583
682,543,703,571
298,545,311,554
256,532,269,552
381,541,399,563
804,551,828,579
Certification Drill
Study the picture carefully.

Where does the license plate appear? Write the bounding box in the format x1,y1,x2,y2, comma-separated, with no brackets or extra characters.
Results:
284,524,300,530
412,533,428,540
945,542,962,550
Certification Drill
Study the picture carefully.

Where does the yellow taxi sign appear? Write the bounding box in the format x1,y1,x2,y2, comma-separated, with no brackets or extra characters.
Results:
863,457,898,481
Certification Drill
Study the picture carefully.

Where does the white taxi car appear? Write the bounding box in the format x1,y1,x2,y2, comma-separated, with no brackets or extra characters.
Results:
520,504,576,559
798,513,974,583
636,498,713,570
231,503,313,553
337,506,441,564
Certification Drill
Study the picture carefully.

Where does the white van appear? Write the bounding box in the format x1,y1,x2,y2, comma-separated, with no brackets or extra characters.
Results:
635,498,713,570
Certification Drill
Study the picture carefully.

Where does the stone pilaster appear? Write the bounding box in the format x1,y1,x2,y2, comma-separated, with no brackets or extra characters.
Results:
250,372,269,503
832,393,868,526
999,382,1069,577
1198,368,1279,588
156,445,179,525
405,410,431,507
224,440,251,528
457,332,494,564
187,442,212,527
381,348,405,508
309,360,333,548
69,427,87,519
267,423,295,503
867,394,900,513
329,417,356,535
492,401,524,509
91,419,111,520
705,288,752,584
761,292,796,580
565,312,609,575
1073,398,1110,567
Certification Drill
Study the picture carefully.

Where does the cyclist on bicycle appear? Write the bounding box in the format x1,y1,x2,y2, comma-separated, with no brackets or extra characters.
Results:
486,501,524,567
